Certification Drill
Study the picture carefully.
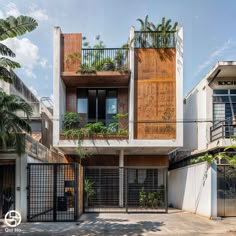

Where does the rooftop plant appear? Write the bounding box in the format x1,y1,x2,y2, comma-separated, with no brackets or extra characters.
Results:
74,35,129,74
135,15,178,48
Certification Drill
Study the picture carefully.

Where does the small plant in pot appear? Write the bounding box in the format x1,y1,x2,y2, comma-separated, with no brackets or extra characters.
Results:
84,178,95,207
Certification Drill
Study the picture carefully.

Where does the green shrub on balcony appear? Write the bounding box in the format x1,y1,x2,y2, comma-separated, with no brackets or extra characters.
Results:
63,112,80,130
62,113,128,139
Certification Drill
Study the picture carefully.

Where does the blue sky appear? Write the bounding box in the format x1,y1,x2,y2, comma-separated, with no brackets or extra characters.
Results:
0,0,236,99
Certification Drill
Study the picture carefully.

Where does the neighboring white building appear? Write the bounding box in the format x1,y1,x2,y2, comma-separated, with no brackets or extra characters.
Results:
169,61,236,218
184,61,236,154
0,71,62,222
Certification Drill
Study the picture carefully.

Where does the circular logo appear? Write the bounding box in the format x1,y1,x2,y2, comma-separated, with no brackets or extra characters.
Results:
4,210,21,227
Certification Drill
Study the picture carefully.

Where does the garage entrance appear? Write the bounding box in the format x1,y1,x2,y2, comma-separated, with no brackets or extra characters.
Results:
84,167,168,212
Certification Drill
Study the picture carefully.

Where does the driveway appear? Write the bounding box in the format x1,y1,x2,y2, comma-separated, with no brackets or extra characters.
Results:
1,209,236,235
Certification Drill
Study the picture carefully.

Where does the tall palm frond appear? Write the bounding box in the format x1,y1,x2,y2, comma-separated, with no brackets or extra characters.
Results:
0,16,38,41
0,16,37,83
0,92,32,155
0,43,15,57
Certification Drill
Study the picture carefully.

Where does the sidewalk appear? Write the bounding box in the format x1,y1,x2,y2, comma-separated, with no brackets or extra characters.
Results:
1,210,236,235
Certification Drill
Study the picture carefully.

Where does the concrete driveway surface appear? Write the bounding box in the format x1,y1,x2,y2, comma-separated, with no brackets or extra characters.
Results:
1,209,236,236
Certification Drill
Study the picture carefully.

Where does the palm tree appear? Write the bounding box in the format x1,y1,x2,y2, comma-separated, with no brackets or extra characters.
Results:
0,16,38,83
0,92,33,155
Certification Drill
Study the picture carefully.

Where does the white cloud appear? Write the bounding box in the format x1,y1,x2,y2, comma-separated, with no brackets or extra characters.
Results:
3,37,39,79
39,57,51,68
0,2,49,22
28,9,48,21
194,39,235,77
5,3,21,17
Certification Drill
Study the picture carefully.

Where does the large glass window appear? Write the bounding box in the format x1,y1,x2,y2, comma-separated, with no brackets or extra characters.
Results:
77,89,88,114
213,89,236,123
77,88,117,125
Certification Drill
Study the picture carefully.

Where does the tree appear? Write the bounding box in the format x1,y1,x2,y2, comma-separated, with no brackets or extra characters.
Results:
0,92,33,155
0,15,38,83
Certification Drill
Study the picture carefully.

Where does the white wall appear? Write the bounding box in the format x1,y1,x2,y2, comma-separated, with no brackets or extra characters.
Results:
183,79,213,152
176,26,184,147
168,162,217,218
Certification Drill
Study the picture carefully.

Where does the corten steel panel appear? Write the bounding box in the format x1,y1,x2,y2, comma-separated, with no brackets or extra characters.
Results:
134,48,176,139
118,88,129,130
62,34,82,73
66,87,77,112
81,155,119,166
125,155,169,167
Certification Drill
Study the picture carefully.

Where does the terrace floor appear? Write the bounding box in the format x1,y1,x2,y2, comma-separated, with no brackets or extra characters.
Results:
1,209,236,235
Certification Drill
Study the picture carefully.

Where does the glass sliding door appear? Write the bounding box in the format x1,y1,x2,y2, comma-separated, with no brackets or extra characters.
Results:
106,90,117,131
77,88,117,126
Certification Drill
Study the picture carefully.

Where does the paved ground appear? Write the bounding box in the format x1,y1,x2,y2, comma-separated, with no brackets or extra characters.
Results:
1,209,236,235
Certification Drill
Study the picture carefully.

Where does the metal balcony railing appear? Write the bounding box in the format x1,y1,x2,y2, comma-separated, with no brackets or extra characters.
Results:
210,117,236,142
134,31,176,48
81,48,129,72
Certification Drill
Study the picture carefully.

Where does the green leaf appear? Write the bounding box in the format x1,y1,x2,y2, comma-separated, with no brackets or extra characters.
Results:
0,66,13,83
0,57,20,68
0,43,15,57
0,15,38,41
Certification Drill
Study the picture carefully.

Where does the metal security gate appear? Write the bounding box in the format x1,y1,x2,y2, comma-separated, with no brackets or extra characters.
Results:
125,168,168,212
0,162,15,218
217,165,236,216
84,167,120,211
27,163,78,222
84,167,168,212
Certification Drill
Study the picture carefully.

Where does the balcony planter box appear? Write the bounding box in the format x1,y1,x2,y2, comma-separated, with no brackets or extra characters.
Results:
60,133,128,140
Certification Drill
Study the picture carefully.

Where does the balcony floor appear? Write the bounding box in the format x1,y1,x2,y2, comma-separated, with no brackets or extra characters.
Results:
62,71,130,87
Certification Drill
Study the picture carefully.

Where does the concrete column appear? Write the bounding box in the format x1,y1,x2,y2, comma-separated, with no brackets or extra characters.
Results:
211,163,217,218
175,26,184,147
119,149,124,207
20,154,28,222
15,156,21,216
128,26,135,140
53,26,63,146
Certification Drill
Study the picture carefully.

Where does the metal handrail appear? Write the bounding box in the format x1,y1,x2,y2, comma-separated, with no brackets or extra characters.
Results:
210,117,236,142
81,48,129,71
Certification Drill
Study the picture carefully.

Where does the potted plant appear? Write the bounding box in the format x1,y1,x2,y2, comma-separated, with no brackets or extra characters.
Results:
84,178,95,208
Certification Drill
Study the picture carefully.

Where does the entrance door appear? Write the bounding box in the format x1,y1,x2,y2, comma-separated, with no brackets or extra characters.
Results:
0,161,15,218
217,165,236,216
27,163,78,222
